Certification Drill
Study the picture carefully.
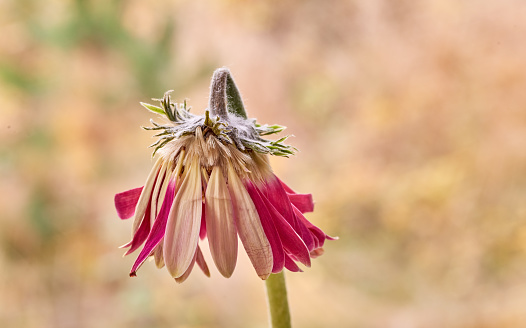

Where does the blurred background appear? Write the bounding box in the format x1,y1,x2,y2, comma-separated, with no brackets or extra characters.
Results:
1,0,526,327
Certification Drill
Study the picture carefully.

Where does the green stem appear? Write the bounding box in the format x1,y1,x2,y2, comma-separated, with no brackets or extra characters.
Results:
265,272,292,328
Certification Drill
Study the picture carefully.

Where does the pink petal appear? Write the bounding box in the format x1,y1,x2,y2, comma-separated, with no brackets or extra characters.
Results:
122,201,151,255
295,216,316,252
163,157,203,278
277,178,296,194
227,162,273,280
276,177,315,213
129,179,176,276
196,245,211,277
310,248,324,258
115,187,143,220
205,166,238,278
263,175,297,228
245,181,285,274
131,158,163,234
150,162,168,225
258,187,311,267
284,254,303,272
287,193,314,214
199,203,207,240
293,205,337,249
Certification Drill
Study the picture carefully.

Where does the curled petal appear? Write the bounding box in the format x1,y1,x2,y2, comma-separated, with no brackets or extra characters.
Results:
227,162,273,280
115,187,143,220
310,248,324,258
287,193,314,214
164,157,203,278
257,186,311,267
293,205,337,249
205,166,238,278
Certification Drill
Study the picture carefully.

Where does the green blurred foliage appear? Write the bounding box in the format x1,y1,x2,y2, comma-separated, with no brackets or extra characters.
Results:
1,0,526,327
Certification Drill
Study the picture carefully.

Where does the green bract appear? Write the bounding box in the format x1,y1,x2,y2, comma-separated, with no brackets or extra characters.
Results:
141,92,296,158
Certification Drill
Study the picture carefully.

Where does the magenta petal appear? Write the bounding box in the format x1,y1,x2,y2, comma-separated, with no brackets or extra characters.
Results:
287,193,314,214
284,254,303,272
245,181,285,274
264,175,297,228
115,187,143,220
277,177,296,194
130,179,176,276
294,214,316,252
199,202,207,240
258,188,311,267
124,201,151,255
293,205,336,249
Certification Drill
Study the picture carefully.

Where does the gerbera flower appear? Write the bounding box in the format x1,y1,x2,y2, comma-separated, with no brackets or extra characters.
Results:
115,68,335,283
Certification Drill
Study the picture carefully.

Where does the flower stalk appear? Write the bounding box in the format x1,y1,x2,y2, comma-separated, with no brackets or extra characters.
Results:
265,272,291,328
115,66,336,327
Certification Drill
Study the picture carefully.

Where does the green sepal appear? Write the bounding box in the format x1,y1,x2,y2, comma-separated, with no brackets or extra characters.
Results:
141,102,165,116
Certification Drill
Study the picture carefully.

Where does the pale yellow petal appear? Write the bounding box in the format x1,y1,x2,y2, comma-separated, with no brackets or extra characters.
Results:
163,156,203,278
205,166,238,278
227,162,272,279
131,157,163,234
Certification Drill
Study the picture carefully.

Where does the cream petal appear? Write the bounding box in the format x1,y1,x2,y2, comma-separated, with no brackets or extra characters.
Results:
174,248,197,284
153,239,165,268
205,166,238,278
131,157,163,234
227,162,272,280
196,245,210,277
150,161,168,223
163,156,203,278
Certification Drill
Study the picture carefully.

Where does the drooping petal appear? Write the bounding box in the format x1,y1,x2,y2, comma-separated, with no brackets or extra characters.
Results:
244,181,285,274
256,186,311,267
295,215,316,252
287,193,314,214
153,239,164,268
121,201,151,255
284,253,303,272
130,178,176,276
174,248,197,284
293,205,337,249
131,157,163,234
205,166,238,278
263,175,297,228
277,177,296,194
150,161,168,223
164,156,203,278
196,245,211,277
227,162,273,280
115,187,143,220
310,248,324,258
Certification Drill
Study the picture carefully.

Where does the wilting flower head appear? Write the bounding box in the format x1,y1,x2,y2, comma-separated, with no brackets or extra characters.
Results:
115,68,335,283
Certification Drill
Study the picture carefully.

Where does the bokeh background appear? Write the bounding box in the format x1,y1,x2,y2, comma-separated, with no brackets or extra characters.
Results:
2,1,526,327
